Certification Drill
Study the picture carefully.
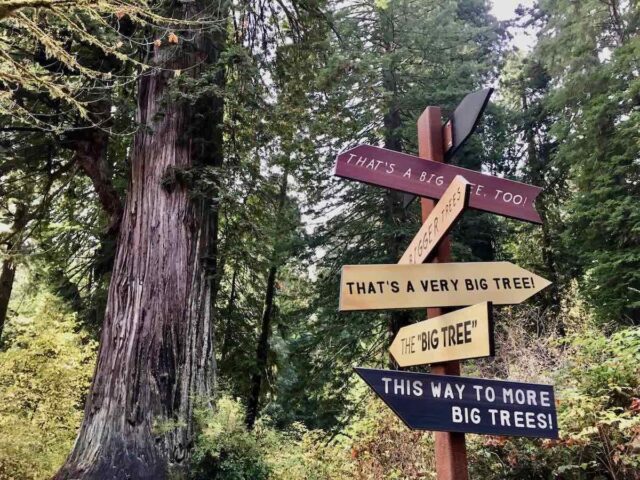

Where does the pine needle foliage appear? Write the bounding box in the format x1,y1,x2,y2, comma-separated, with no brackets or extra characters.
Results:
0,0,224,128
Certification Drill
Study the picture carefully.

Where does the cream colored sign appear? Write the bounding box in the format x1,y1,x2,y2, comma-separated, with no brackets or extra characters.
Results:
389,302,494,367
339,262,551,311
399,175,469,265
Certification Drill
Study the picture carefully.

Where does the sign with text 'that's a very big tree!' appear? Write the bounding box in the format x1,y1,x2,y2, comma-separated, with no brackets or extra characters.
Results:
355,368,558,439
339,262,551,311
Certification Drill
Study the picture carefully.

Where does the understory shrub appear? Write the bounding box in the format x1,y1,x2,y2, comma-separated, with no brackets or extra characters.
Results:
469,326,640,479
187,396,270,480
0,293,96,480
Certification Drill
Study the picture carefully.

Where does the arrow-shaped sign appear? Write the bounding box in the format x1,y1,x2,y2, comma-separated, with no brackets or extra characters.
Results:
339,262,551,311
445,87,494,159
355,367,559,439
389,302,494,367
399,175,469,265
334,144,542,223
403,88,494,208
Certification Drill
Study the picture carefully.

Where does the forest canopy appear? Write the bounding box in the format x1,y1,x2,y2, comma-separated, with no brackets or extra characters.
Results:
0,0,639,479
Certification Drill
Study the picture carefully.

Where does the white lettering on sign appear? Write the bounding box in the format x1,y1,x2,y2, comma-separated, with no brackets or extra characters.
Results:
346,153,397,174
452,406,481,424
381,377,424,397
379,378,555,431
487,409,553,430
355,368,558,438
342,152,531,209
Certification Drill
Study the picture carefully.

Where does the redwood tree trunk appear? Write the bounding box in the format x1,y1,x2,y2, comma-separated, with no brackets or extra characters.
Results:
55,4,226,478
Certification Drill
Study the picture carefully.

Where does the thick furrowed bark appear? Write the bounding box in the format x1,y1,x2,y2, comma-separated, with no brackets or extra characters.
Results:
56,74,216,480
55,4,227,477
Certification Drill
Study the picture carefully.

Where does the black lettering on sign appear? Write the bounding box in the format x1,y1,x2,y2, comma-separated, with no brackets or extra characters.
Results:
463,320,472,343
421,329,439,351
465,278,488,290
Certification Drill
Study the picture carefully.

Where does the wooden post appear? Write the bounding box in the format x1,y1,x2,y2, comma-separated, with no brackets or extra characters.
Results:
417,106,469,480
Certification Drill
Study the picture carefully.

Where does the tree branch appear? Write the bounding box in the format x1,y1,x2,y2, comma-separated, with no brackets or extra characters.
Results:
0,0,75,20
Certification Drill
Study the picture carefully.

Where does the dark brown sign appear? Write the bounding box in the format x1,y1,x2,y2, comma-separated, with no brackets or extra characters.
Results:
334,144,542,223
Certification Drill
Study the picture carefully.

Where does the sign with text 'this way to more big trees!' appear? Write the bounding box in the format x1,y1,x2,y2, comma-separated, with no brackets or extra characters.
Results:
355,368,558,439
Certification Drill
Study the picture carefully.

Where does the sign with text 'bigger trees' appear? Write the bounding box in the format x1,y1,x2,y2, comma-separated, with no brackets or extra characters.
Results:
339,262,551,311
355,368,558,439
399,175,470,265
334,145,542,223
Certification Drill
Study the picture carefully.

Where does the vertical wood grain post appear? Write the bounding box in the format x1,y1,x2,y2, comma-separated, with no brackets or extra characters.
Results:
417,106,469,480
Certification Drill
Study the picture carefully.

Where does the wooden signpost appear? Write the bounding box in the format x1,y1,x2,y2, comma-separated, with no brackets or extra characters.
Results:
355,368,559,439
331,92,556,480
389,302,494,367
339,262,551,311
418,106,467,480
399,175,470,265
404,87,494,208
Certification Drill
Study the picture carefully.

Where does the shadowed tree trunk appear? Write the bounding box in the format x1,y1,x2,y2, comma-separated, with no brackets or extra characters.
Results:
220,267,238,363
67,107,123,236
0,202,29,342
55,2,228,478
246,264,278,429
0,257,17,341
520,90,562,331
60,102,122,329
246,172,288,429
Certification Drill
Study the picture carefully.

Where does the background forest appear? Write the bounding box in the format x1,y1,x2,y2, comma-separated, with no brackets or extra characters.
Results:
0,0,639,479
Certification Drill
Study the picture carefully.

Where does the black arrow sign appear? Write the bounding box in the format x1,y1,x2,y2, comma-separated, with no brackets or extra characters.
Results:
403,87,494,208
445,87,494,159
355,367,558,439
